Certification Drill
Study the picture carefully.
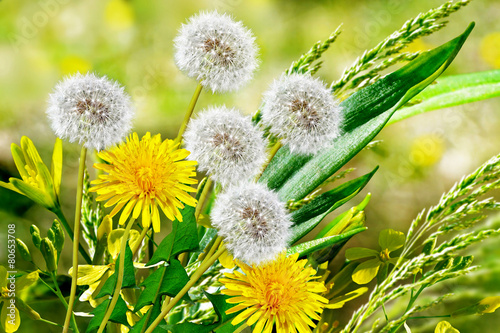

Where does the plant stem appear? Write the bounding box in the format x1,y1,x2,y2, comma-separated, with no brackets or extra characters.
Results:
255,141,282,181
175,83,203,145
49,272,79,333
407,315,451,319
63,146,87,333
144,245,227,333
195,177,212,221
233,323,249,333
198,235,223,262
132,224,150,258
53,208,91,264
139,263,169,333
38,317,67,329
97,217,136,333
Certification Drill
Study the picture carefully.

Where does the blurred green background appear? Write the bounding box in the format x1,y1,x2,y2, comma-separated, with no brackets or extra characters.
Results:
0,0,499,332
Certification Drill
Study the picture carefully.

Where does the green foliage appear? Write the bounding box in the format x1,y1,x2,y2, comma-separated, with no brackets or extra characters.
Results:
390,69,500,124
148,206,199,266
331,0,471,95
135,259,191,312
342,153,500,332
96,244,136,298
87,295,129,333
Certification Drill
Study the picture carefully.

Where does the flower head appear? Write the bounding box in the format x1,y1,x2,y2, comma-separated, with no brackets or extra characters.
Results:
183,106,267,187
0,137,62,212
220,253,328,333
47,73,134,151
211,182,291,264
261,73,342,154
174,10,259,93
345,228,406,284
90,132,197,232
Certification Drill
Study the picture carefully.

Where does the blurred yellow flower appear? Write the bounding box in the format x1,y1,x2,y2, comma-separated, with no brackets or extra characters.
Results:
105,0,135,30
91,132,197,232
409,134,444,167
60,56,92,75
220,253,328,333
480,32,500,69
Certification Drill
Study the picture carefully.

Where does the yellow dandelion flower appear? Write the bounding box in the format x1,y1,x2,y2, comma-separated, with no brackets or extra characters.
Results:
90,132,198,232
220,253,328,333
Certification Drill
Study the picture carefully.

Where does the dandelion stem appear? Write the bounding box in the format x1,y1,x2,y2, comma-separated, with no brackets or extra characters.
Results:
132,224,150,258
198,235,223,262
97,217,136,333
144,245,227,333
49,272,79,333
255,141,282,181
195,177,213,221
175,83,203,144
53,208,91,264
38,317,68,330
63,146,87,333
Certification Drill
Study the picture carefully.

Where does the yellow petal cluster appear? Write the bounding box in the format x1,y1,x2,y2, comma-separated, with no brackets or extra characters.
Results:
220,253,328,333
90,132,197,232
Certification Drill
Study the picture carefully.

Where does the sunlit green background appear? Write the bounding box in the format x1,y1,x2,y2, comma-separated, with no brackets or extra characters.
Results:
1,0,499,332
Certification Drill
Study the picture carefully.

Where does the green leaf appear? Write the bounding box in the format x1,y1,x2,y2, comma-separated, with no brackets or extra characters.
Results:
352,258,383,285
390,69,500,124
289,170,374,244
291,167,377,225
130,300,166,333
148,206,199,266
287,227,366,257
378,229,406,252
261,23,474,202
345,247,379,260
96,244,136,298
134,259,190,312
86,295,129,333
10,178,53,209
158,293,242,333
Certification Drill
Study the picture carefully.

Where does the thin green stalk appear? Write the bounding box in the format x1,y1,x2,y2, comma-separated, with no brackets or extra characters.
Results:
48,273,79,333
407,315,451,319
53,208,91,264
195,177,212,221
38,317,67,330
97,217,136,333
175,83,203,144
139,264,169,333
255,141,282,181
144,245,227,333
63,146,87,333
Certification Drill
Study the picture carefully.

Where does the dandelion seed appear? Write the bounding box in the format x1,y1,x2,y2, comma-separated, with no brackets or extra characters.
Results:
47,73,134,151
261,73,342,154
211,182,291,264
220,252,329,333
90,132,197,232
183,105,266,187
174,10,259,93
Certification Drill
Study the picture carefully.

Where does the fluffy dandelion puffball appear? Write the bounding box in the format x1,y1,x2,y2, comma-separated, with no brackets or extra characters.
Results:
47,73,134,151
261,73,342,154
174,10,259,93
90,132,197,232
220,253,328,333
183,105,267,187
211,182,291,264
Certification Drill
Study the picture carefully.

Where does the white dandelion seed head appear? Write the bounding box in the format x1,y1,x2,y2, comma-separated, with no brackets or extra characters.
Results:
260,73,342,155
47,73,134,151
183,105,267,188
174,10,259,93
211,182,292,265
